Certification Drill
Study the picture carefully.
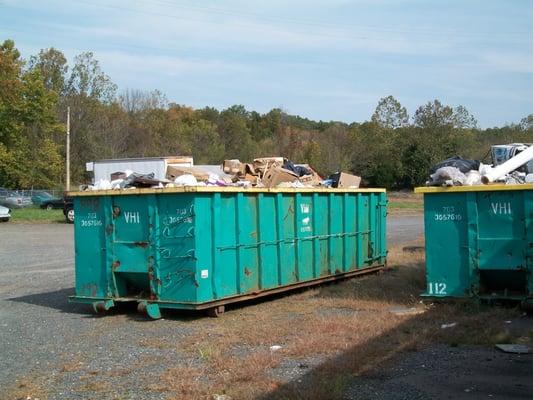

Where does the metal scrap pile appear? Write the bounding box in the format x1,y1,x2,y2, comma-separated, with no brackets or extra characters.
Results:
426,143,533,187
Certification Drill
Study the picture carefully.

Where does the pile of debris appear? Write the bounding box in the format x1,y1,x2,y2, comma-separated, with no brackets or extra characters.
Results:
86,157,362,191
427,144,533,187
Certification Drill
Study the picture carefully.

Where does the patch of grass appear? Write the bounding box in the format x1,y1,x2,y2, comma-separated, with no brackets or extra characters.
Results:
389,200,423,210
10,206,65,223
388,192,423,214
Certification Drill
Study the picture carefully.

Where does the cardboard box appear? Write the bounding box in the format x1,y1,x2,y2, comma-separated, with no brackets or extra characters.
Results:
167,166,209,181
299,174,321,186
253,157,285,175
331,172,361,188
223,159,245,175
110,171,127,180
242,173,259,185
262,167,299,188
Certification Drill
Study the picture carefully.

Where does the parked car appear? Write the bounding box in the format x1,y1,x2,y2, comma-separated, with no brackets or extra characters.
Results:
31,191,55,206
63,196,74,223
40,196,66,210
0,189,32,209
0,205,11,222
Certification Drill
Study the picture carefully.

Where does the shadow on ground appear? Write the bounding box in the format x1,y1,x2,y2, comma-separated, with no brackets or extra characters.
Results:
255,264,533,400
8,287,92,315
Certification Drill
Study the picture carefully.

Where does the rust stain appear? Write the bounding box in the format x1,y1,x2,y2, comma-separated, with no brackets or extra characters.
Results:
112,260,121,270
368,242,374,259
134,241,149,248
244,267,252,276
112,206,121,218
105,224,114,235
82,283,98,297
250,231,257,238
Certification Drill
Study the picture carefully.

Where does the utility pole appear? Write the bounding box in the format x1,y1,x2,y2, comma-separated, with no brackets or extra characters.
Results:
66,106,70,191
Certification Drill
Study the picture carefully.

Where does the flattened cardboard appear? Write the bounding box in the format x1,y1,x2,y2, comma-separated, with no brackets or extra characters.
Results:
262,167,299,188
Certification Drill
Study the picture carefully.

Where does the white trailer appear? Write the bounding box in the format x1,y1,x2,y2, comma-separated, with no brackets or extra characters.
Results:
86,156,194,183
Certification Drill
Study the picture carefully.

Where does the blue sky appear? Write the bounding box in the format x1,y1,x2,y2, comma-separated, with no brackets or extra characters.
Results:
1,0,532,128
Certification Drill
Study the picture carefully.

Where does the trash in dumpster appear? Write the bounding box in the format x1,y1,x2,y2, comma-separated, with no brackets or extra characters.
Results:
329,172,361,188
80,155,365,191
167,166,210,181
429,156,480,175
262,166,300,188
428,167,467,187
426,143,533,187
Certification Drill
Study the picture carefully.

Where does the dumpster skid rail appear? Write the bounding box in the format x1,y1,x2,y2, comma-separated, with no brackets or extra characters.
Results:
68,186,387,318
415,184,533,305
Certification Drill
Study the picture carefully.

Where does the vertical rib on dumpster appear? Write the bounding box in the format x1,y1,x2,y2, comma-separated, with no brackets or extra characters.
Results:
275,193,283,287
356,193,364,269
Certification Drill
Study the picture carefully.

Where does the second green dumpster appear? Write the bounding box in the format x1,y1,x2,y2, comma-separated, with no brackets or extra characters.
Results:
415,184,533,304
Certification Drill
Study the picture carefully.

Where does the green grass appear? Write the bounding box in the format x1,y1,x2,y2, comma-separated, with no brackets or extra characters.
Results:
10,206,66,223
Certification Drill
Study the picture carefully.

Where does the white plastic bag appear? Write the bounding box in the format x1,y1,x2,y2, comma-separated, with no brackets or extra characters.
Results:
174,174,198,186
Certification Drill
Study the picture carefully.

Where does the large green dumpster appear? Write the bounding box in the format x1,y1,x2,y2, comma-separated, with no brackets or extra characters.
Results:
69,186,387,318
415,184,533,303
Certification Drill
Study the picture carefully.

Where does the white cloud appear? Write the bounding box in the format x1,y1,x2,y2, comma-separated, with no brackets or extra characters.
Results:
482,52,533,74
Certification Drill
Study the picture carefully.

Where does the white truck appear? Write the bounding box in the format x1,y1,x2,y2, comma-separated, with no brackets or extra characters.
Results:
491,143,533,173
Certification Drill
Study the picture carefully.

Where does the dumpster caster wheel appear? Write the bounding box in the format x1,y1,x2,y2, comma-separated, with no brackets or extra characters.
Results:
520,301,533,312
137,302,162,320
207,305,225,318
92,303,107,314
92,300,113,315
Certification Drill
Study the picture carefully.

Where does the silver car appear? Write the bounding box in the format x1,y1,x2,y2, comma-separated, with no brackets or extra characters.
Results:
0,205,11,222
0,190,32,209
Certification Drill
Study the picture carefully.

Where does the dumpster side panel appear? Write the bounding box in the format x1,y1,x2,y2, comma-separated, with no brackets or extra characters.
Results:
330,193,344,274
257,194,280,289
194,194,217,302
421,187,533,301
156,193,198,302
109,195,152,297
423,192,471,297
526,191,533,297
72,189,388,310
74,196,111,298
476,190,525,270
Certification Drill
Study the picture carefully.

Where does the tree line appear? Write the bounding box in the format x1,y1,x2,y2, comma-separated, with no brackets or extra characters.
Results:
1,39,531,190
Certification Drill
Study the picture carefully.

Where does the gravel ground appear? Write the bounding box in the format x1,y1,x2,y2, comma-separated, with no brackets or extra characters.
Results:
4,217,531,400
343,344,533,400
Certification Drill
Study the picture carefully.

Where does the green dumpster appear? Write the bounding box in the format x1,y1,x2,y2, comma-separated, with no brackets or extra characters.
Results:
68,186,387,318
415,184,533,303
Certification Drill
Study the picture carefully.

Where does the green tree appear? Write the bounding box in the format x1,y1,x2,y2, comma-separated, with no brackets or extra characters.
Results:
219,106,255,160
413,100,455,129
371,95,409,128
28,47,68,95
0,40,63,188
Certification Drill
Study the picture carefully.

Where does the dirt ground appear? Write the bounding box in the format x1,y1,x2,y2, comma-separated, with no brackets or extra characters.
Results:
0,221,531,400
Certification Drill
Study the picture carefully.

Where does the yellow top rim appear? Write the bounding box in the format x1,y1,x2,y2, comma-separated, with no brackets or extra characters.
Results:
414,184,533,193
69,186,386,197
